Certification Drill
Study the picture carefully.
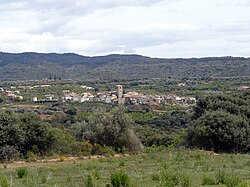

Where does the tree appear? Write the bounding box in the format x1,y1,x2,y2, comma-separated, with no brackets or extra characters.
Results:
187,92,250,153
82,107,143,152
20,113,55,154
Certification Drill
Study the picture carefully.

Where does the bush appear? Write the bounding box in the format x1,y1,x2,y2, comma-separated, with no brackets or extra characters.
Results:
187,110,249,153
26,151,38,162
0,176,9,187
187,93,250,153
202,175,216,185
201,170,242,186
118,161,125,168
16,167,28,178
160,169,191,187
59,155,66,162
180,174,191,187
216,170,226,184
225,175,240,187
151,173,160,181
111,169,129,187
92,170,101,180
85,174,94,187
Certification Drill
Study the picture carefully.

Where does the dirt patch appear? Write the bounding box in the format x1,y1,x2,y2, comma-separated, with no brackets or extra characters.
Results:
1,154,130,169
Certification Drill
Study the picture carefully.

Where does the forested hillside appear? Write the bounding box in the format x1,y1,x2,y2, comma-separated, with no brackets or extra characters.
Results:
0,52,250,81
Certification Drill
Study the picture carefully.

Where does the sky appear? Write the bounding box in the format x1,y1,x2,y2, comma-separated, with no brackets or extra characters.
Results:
0,0,250,58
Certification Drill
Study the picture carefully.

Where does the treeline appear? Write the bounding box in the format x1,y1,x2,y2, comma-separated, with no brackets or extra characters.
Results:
135,110,191,146
134,91,250,152
0,108,142,162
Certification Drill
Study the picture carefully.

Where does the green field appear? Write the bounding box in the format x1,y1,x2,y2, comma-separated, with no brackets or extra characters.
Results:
1,150,249,187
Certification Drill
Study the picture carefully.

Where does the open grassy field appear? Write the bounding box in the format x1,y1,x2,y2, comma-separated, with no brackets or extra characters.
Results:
0,149,249,187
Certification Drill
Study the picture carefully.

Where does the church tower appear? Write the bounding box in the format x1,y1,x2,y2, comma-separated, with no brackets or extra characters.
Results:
116,85,125,104
116,85,123,98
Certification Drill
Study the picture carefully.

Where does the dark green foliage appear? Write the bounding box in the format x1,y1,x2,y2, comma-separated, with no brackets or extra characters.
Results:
135,110,190,147
21,114,54,154
92,171,101,180
0,111,77,159
151,173,160,181
85,175,94,187
187,92,250,153
16,168,28,178
0,106,143,160
216,170,226,184
111,169,129,187
202,176,216,185
77,107,143,152
0,111,25,151
188,111,249,152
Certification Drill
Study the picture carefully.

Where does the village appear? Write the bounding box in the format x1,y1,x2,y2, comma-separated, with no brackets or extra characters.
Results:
61,85,197,107
0,84,198,108
1,81,250,111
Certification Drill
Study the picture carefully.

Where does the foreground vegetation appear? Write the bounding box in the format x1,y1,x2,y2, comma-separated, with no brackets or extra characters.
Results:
0,149,249,187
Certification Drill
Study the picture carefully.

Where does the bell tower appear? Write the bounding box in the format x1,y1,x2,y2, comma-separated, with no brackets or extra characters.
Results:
116,85,123,98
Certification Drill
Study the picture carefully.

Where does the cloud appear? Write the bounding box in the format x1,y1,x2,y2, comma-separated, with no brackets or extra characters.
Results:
61,22,197,55
0,0,250,57
0,0,172,13
0,0,176,35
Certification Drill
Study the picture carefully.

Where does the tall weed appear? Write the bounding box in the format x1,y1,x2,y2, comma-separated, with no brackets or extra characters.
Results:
111,168,129,187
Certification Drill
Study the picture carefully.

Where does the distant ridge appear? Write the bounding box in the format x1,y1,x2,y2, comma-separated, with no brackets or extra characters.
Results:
0,52,249,81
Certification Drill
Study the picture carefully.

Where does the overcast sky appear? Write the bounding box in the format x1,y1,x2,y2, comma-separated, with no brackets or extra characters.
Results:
0,0,250,58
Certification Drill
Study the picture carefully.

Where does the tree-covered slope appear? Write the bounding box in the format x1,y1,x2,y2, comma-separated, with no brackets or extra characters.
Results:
0,52,249,80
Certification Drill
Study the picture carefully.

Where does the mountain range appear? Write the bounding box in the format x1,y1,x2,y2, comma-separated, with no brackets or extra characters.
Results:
0,52,249,81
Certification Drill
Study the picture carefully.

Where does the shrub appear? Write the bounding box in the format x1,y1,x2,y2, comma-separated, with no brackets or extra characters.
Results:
224,174,240,187
216,170,226,184
0,176,9,187
92,170,101,180
111,169,129,187
202,175,216,185
118,161,125,168
180,174,191,187
187,93,250,153
215,170,241,186
102,146,116,155
26,151,38,162
151,173,160,181
85,174,94,187
59,155,66,162
161,170,180,186
16,167,28,178
160,169,191,187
